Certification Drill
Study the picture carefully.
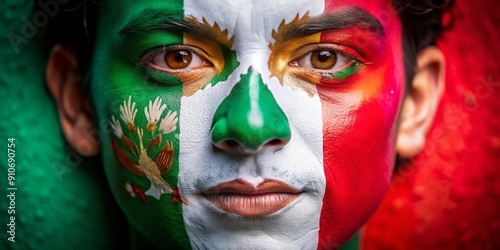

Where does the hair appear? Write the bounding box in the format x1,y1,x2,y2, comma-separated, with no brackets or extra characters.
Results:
392,0,454,86
37,0,453,87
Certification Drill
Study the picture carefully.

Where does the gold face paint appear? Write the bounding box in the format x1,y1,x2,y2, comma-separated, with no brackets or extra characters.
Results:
268,13,322,96
181,33,224,96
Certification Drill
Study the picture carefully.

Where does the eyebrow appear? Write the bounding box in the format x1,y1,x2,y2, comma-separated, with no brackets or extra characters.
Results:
277,7,385,42
120,7,383,44
120,11,233,47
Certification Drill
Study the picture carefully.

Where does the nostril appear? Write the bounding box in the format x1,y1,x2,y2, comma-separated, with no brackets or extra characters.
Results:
267,139,283,146
213,138,289,154
224,140,239,148
213,139,244,153
265,138,289,148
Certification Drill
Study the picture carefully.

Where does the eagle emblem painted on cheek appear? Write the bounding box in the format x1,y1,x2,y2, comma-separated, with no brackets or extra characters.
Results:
110,96,188,205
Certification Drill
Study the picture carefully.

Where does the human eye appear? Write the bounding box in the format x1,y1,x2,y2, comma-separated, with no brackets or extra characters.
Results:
141,45,213,74
137,44,219,88
289,44,362,80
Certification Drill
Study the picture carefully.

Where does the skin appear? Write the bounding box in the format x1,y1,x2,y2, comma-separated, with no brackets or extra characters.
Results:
46,0,446,248
99,0,401,248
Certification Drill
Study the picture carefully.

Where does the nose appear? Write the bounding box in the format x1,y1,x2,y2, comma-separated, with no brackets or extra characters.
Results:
211,67,291,154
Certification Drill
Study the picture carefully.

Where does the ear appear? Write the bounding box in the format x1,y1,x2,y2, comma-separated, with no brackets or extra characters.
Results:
396,46,445,158
46,44,99,156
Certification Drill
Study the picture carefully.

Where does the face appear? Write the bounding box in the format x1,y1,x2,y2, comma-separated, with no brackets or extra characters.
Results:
90,0,405,248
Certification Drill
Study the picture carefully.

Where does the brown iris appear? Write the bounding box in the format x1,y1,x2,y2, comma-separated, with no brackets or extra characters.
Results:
311,50,337,70
165,50,192,69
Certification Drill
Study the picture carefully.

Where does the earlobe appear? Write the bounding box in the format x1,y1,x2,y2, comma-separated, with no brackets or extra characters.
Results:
396,46,445,158
46,44,99,156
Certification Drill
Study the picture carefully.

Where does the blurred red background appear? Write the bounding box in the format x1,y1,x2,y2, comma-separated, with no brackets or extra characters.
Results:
362,0,500,249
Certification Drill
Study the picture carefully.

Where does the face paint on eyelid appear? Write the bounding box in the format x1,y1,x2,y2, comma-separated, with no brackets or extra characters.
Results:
322,61,360,80
268,28,322,84
183,34,223,72
269,28,365,89
179,17,239,91
182,32,239,84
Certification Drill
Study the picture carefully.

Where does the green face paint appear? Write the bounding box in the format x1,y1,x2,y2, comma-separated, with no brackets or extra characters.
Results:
90,0,191,248
210,46,240,85
323,62,360,80
211,67,291,152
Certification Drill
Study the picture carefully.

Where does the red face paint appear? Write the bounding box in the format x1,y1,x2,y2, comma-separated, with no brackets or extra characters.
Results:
317,0,405,247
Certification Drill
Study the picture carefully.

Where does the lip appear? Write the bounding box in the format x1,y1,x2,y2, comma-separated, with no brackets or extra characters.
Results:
201,179,302,217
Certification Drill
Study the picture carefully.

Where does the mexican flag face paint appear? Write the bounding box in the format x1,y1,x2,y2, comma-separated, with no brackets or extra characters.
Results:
90,0,404,249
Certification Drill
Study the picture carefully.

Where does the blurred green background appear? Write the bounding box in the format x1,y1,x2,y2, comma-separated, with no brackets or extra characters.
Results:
0,1,125,249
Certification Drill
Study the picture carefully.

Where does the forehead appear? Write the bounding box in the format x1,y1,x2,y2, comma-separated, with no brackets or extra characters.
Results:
105,0,396,34
183,0,324,43
102,0,400,77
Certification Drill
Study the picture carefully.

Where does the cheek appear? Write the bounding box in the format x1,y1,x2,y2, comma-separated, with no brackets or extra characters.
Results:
319,83,399,242
90,63,190,246
322,98,396,197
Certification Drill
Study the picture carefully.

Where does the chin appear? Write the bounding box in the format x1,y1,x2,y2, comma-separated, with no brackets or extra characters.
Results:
181,190,323,250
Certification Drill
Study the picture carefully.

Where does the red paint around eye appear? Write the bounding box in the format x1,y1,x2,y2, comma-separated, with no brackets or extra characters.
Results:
320,28,385,63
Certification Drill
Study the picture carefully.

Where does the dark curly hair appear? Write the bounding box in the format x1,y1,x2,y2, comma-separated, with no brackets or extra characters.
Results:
37,0,454,87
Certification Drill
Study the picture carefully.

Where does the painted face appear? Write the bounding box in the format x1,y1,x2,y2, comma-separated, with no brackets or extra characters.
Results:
90,0,404,248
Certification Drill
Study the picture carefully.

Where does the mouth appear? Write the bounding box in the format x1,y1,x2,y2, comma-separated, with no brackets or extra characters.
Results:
201,179,302,217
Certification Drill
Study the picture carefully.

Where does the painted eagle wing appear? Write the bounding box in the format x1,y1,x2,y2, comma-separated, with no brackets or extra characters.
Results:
111,138,144,176
155,139,174,175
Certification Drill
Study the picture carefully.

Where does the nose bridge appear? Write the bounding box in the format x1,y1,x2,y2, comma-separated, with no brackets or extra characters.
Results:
211,67,291,154
237,46,270,76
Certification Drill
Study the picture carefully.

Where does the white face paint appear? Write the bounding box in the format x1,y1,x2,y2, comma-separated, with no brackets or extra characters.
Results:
178,0,326,249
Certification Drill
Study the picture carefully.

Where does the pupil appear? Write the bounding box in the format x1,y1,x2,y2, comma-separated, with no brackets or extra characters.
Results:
318,51,332,62
175,51,189,62
165,50,192,69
